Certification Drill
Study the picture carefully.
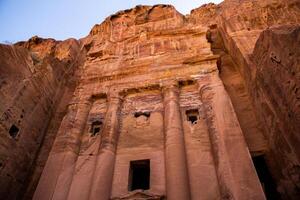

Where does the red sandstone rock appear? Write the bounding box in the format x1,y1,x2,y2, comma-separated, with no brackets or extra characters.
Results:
0,0,299,199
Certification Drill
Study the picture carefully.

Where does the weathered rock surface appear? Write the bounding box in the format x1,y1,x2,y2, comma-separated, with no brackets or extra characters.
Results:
250,25,300,199
0,0,299,199
0,37,83,199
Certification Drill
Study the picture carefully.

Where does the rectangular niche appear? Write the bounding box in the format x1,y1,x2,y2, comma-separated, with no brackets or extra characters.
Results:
128,159,150,191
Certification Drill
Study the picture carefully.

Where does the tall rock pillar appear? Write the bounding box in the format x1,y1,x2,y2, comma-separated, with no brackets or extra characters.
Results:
33,99,92,200
197,72,266,200
162,80,191,200
89,90,122,200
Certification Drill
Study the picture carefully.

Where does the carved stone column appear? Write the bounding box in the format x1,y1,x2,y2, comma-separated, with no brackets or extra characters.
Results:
162,81,191,200
89,90,122,200
33,99,92,200
197,72,266,200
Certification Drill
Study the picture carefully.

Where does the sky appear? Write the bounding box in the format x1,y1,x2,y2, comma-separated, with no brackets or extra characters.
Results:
0,0,222,43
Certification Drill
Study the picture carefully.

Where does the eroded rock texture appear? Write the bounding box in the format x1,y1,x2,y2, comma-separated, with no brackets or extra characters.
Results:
0,37,84,199
250,25,300,198
0,0,299,200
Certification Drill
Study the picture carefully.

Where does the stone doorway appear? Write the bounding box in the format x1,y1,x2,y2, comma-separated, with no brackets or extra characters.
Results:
128,159,150,191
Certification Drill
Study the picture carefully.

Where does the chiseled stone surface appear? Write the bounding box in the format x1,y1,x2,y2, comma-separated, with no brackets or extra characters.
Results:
0,0,299,199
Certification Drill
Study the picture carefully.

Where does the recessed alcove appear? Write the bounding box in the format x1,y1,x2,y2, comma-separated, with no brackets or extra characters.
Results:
134,111,151,127
185,109,199,124
128,159,150,191
90,121,102,136
178,79,196,87
134,111,151,119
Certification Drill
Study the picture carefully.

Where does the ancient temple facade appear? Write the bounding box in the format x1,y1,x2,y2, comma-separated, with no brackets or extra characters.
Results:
30,4,266,199
32,26,264,200
32,21,265,199
0,1,299,200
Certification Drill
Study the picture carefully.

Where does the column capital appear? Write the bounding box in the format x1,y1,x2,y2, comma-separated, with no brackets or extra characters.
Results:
107,88,122,103
160,79,179,92
196,71,222,85
67,99,92,112
196,72,224,100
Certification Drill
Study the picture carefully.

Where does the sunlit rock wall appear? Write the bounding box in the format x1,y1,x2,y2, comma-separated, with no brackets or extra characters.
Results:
0,0,299,199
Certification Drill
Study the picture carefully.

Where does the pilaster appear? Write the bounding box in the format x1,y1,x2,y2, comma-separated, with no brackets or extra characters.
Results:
197,72,266,200
162,80,191,200
33,99,92,200
89,89,122,200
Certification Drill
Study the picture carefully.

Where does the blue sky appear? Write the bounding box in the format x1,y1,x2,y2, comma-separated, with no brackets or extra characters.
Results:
0,0,222,43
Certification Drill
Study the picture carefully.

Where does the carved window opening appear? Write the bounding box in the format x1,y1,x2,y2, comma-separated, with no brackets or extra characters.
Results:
186,109,199,124
9,124,19,139
134,111,150,119
90,121,102,137
134,112,151,127
128,159,150,191
252,155,279,199
179,79,196,87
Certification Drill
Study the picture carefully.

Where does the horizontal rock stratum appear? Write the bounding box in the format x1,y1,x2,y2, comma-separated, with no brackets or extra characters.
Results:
0,0,299,199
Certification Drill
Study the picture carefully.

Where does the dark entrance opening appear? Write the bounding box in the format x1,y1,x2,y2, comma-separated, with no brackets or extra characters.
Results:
252,155,280,200
128,159,150,191
188,115,198,124
186,109,199,124
90,121,102,137
9,124,19,139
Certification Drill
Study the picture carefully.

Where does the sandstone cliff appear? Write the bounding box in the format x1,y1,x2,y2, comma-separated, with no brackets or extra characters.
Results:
0,37,84,199
0,0,299,199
